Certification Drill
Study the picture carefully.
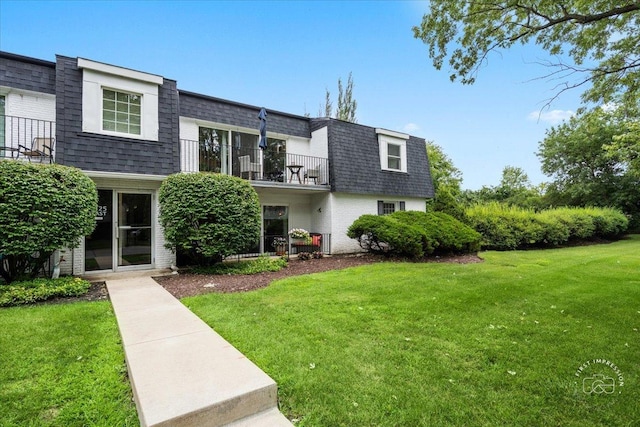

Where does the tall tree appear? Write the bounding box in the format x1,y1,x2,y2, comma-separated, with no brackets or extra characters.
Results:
321,88,333,117
319,73,358,122
336,72,357,122
413,1,640,109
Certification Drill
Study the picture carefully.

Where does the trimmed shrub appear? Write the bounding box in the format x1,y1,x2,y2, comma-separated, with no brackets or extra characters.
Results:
192,254,287,275
390,211,481,254
536,212,571,246
0,276,91,307
466,202,628,250
0,161,97,283
465,202,542,250
159,173,261,266
347,215,425,258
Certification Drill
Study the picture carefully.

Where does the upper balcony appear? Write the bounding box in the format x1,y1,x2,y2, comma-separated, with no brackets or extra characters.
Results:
1,115,56,163
180,139,329,187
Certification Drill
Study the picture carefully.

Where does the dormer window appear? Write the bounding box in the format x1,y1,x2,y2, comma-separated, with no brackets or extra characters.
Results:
387,142,402,170
103,89,141,135
377,128,408,173
78,58,162,141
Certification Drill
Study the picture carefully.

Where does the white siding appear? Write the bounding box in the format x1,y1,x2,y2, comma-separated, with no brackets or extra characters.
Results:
309,126,329,159
4,90,55,121
180,139,198,172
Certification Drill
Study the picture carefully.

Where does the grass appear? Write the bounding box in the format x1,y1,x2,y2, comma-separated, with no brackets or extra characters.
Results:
0,301,138,426
184,235,640,426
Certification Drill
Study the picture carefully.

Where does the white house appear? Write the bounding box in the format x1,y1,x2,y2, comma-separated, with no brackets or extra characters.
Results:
0,51,434,276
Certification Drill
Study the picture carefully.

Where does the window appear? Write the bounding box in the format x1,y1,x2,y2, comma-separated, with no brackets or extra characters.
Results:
378,200,406,215
199,127,228,173
103,89,141,135
376,129,408,173
78,58,161,141
387,143,401,170
383,202,396,215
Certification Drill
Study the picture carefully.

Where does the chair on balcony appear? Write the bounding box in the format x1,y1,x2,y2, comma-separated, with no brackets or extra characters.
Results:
304,168,320,184
18,137,54,163
239,155,261,180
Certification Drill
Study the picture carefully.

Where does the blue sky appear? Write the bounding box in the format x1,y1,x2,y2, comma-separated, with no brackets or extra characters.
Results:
0,0,581,189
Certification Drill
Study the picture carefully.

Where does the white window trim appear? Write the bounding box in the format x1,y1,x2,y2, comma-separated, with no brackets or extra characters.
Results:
377,130,408,173
79,60,160,141
102,87,142,136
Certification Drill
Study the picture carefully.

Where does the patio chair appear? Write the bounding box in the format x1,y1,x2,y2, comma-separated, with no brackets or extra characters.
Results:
304,167,320,184
239,155,261,180
18,137,54,163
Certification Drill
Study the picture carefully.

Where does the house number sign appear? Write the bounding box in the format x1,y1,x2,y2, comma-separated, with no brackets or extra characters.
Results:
96,205,108,221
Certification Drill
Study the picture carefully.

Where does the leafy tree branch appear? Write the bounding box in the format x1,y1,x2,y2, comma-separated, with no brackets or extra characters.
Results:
413,1,640,108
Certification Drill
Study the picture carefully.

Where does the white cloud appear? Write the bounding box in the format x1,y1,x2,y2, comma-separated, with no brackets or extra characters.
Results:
403,123,421,133
527,109,575,125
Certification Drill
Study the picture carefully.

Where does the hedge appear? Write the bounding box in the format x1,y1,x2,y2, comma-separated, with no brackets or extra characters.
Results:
0,276,91,307
465,203,628,250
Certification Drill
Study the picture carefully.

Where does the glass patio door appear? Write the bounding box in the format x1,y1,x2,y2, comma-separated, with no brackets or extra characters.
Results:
117,192,152,267
263,206,288,253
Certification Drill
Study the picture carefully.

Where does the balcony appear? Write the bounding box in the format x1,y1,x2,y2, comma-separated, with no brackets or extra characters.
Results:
180,139,329,186
1,115,56,163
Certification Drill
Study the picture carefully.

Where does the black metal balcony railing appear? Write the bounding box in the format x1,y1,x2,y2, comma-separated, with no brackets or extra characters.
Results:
1,115,56,162
188,140,329,186
237,148,329,185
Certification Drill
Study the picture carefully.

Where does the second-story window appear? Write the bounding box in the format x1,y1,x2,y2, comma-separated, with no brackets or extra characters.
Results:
377,129,408,173
387,143,401,170
103,89,141,135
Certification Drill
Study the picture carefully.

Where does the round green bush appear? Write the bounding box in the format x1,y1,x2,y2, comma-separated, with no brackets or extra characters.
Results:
390,211,481,254
347,214,424,258
159,173,261,265
0,161,97,283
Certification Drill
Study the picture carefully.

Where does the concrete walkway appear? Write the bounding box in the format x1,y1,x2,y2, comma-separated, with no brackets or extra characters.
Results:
106,276,292,427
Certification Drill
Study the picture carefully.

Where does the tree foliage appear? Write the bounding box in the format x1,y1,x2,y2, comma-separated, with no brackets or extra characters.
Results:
336,72,357,122
0,161,97,283
425,141,466,219
463,166,546,209
158,173,261,265
413,1,640,108
320,72,358,123
537,107,640,228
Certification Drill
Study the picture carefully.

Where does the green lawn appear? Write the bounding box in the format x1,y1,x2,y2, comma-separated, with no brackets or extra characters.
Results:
0,301,138,426
185,236,640,426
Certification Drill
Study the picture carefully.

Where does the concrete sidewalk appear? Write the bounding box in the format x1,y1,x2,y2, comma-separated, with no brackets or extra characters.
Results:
106,276,292,427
